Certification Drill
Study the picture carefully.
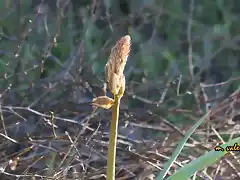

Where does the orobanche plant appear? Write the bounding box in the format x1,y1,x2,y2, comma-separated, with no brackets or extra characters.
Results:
92,35,131,180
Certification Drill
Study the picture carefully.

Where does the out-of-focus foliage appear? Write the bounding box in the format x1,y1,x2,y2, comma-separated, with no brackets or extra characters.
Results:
0,0,240,179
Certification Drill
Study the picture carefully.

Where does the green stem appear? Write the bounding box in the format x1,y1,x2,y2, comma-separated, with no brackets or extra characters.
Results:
106,94,121,180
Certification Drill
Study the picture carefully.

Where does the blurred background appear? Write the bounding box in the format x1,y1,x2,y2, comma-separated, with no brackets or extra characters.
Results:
0,0,240,179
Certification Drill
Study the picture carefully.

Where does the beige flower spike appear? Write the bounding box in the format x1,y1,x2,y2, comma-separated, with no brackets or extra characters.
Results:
94,35,132,180
105,35,131,95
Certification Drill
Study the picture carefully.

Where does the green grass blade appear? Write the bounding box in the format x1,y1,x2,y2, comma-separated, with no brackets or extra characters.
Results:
167,137,240,180
156,112,211,180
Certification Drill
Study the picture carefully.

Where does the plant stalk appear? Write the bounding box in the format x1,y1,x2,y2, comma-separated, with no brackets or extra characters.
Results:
106,94,121,180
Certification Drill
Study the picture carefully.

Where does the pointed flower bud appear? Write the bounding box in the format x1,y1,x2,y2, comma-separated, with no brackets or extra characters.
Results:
105,35,131,95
